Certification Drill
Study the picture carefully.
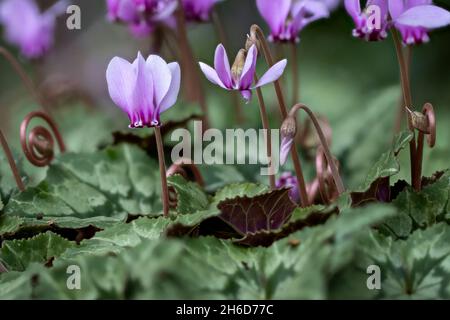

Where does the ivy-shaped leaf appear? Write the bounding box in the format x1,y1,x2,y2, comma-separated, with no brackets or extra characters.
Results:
167,175,209,214
218,188,296,236
4,144,163,218
0,231,74,271
351,131,413,206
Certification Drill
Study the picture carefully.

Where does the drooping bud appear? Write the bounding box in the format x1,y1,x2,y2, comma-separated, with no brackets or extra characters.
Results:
231,49,246,84
245,33,260,52
406,107,430,134
279,116,297,165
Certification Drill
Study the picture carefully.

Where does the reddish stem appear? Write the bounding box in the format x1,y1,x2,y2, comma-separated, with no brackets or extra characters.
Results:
154,126,170,217
0,130,25,191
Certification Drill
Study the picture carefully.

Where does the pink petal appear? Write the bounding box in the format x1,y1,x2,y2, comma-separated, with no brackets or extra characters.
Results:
214,44,232,88
239,45,257,89
253,59,287,89
132,52,153,123
344,0,361,22
159,62,181,113
396,5,450,29
106,56,137,114
199,62,228,89
388,0,405,20
256,0,291,34
146,55,172,107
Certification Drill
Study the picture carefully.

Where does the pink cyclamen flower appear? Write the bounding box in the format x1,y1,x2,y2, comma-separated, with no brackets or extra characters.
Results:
256,0,336,43
199,44,287,102
276,172,300,203
389,0,450,45
106,0,177,37
182,0,222,22
106,52,181,128
344,0,390,41
0,0,66,59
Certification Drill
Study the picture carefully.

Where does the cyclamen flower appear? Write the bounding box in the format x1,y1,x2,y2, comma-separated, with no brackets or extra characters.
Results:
106,52,181,128
276,172,300,203
389,0,450,45
199,44,287,102
182,0,222,22
0,0,66,59
106,0,177,37
344,0,389,41
256,0,336,42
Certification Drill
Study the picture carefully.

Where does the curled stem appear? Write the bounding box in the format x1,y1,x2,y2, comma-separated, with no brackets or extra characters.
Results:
392,29,420,191
290,103,345,195
254,74,276,189
0,130,25,191
154,126,170,217
0,46,49,113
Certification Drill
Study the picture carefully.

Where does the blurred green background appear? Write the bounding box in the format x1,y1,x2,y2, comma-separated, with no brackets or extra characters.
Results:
0,0,449,190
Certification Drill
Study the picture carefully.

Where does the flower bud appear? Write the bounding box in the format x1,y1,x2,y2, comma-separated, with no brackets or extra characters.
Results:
279,116,297,165
245,33,260,52
231,49,246,84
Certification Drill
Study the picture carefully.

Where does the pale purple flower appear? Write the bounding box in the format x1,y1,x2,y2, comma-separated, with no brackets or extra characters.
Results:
256,0,336,43
276,172,300,203
199,44,287,102
106,0,177,37
182,0,222,22
389,0,450,45
0,0,66,59
344,0,389,41
280,136,294,166
106,52,181,128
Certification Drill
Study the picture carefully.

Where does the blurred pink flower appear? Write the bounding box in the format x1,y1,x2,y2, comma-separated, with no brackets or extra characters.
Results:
0,0,66,59
106,52,181,127
106,0,177,37
182,0,222,22
256,0,337,43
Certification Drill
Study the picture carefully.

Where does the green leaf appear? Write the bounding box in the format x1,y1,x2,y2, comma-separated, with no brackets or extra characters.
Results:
354,131,413,193
4,144,163,218
352,223,450,299
383,171,450,238
167,175,209,214
0,215,24,237
0,231,74,271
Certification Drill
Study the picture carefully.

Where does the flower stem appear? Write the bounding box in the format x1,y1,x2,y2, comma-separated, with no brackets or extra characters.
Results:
0,130,25,191
211,9,244,124
393,46,412,135
176,0,209,130
290,104,345,195
250,25,288,118
154,126,170,217
254,74,275,189
0,46,49,113
391,29,420,191
250,25,308,207
291,43,299,106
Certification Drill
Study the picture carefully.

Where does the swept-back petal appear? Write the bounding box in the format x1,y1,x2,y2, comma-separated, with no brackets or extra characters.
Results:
159,62,181,113
396,5,450,29
253,59,287,89
239,45,257,89
256,0,291,34
388,0,405,20
147,55,172,107
214,44,232,88
199,62,228,89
